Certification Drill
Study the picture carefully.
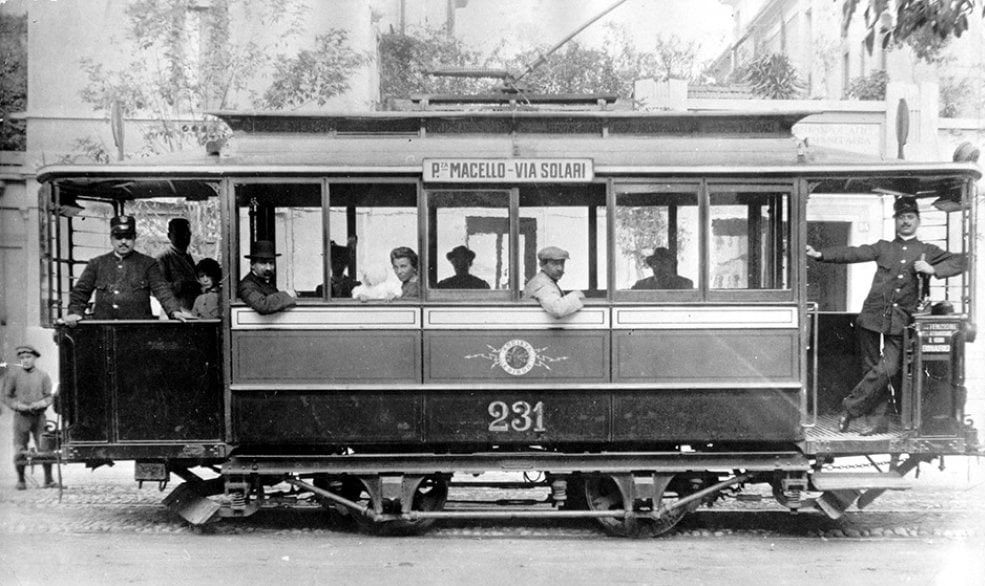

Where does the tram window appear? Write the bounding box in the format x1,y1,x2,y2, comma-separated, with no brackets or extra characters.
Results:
236,183,323,298
519,185,606,295
328,183,418,301
708,189,790,291
427,190,508,295
613,185,699,294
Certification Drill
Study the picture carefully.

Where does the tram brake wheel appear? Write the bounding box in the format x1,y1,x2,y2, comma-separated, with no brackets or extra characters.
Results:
584,474,690,538
351,475,449,536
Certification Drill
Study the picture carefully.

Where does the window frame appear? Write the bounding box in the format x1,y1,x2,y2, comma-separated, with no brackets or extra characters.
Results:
424,188,515,302
611,180,703,303
705,180,795,303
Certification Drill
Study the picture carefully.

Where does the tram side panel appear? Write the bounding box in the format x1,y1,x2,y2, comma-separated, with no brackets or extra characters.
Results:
58,322,225,461
229,306,803,447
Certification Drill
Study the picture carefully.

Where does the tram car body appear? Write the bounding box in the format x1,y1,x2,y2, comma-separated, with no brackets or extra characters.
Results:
38,104,981,534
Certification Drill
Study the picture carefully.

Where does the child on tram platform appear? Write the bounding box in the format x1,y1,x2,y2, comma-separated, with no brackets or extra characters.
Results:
192,258,222,319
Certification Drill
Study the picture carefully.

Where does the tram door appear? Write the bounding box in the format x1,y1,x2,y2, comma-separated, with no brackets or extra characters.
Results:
806,221,859,415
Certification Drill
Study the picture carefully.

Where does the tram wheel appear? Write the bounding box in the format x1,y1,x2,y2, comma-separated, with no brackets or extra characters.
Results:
312,476,364,529
584,474,689,538
352,475,449,536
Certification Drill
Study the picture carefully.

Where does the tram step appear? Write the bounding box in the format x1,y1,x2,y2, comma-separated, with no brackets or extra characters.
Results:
811,471,911,491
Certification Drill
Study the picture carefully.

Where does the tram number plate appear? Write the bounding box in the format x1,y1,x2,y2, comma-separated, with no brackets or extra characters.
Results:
488,400,546,433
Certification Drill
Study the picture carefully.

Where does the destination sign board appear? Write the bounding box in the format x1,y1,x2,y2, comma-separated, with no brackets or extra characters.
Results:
424,158,594,183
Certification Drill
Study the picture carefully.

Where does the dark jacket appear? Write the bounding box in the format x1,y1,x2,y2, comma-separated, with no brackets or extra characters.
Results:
68,251,183,319
436,273,490,289
156,246,199,310
238,272,296,314
819,237,965,335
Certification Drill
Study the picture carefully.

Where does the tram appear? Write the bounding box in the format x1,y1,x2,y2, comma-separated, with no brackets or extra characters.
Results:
37,98,981,536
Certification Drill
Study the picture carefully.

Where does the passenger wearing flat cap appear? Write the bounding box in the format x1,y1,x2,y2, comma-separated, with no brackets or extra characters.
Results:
806,196,966,435
64,215,193,326
3,345,56,489
631,247,694,290
156,218,200,311
436,246,490,289
523,246,585,318
237,240,297,314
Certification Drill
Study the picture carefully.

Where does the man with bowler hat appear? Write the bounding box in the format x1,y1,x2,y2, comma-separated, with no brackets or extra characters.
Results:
631,247,694,290
524,246,584,318
238,240,297,314
436,245,490,289
806,196,965,434
2,345,56,489
65,215,192,325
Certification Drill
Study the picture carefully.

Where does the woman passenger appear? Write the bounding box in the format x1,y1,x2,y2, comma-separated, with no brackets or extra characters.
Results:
390,247,419,298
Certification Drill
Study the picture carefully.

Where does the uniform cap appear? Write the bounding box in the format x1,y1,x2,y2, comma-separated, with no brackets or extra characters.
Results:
537,246,570,261
446,245,476,262
110,215,137,237
893,196,920,217
244,240,281,260
16,345,40,357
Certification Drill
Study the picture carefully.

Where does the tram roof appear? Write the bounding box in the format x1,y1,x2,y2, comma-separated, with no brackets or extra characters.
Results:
37,110,981,198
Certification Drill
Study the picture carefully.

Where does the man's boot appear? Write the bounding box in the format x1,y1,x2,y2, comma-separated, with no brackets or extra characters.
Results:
15,465,26,490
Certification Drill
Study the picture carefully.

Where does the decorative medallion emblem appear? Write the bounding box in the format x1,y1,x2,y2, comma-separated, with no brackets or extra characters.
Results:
466,339,568,376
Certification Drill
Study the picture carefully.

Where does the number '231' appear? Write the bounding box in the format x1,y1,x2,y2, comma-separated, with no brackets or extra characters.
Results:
487,400,546,432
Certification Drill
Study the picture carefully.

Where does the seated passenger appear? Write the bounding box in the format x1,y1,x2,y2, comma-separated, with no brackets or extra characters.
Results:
316,237,360,298
352,265,400,302
237,240,297,314
390,246,420,298
524,246,584,318
631,247,694,290
436,246,490,289
192,258,222,319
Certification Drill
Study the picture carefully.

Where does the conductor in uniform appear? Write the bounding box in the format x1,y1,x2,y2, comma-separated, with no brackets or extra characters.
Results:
524,246,584,318
64,215,192,325
806,196,965,434
238,240,297,314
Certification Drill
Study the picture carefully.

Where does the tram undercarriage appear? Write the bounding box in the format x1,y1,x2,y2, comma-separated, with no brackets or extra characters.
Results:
142,447,949,537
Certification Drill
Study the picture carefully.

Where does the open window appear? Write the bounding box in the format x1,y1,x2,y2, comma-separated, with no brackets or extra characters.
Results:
707,185,791,300
519,185,607,298
426,190,509,300
328,182,418,301
41,178,222,324
236,181,323,300
614,183,700,299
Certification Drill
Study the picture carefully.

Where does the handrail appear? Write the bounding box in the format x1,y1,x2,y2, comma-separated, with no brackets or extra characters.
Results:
804,302,820,428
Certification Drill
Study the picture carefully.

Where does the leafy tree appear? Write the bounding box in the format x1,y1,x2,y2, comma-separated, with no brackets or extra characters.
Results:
845,70,889,99
842,0,985,53
739,54,805,99
78,0,363,156
378,24,701,102
0,13,27,151
507,41,625,94
378,25,498,104
260,29,368,110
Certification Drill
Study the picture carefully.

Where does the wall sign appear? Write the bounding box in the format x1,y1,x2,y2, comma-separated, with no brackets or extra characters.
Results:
424,158,594,183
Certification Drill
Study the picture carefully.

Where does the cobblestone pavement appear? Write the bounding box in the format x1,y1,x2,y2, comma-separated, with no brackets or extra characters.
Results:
2,411,984,540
